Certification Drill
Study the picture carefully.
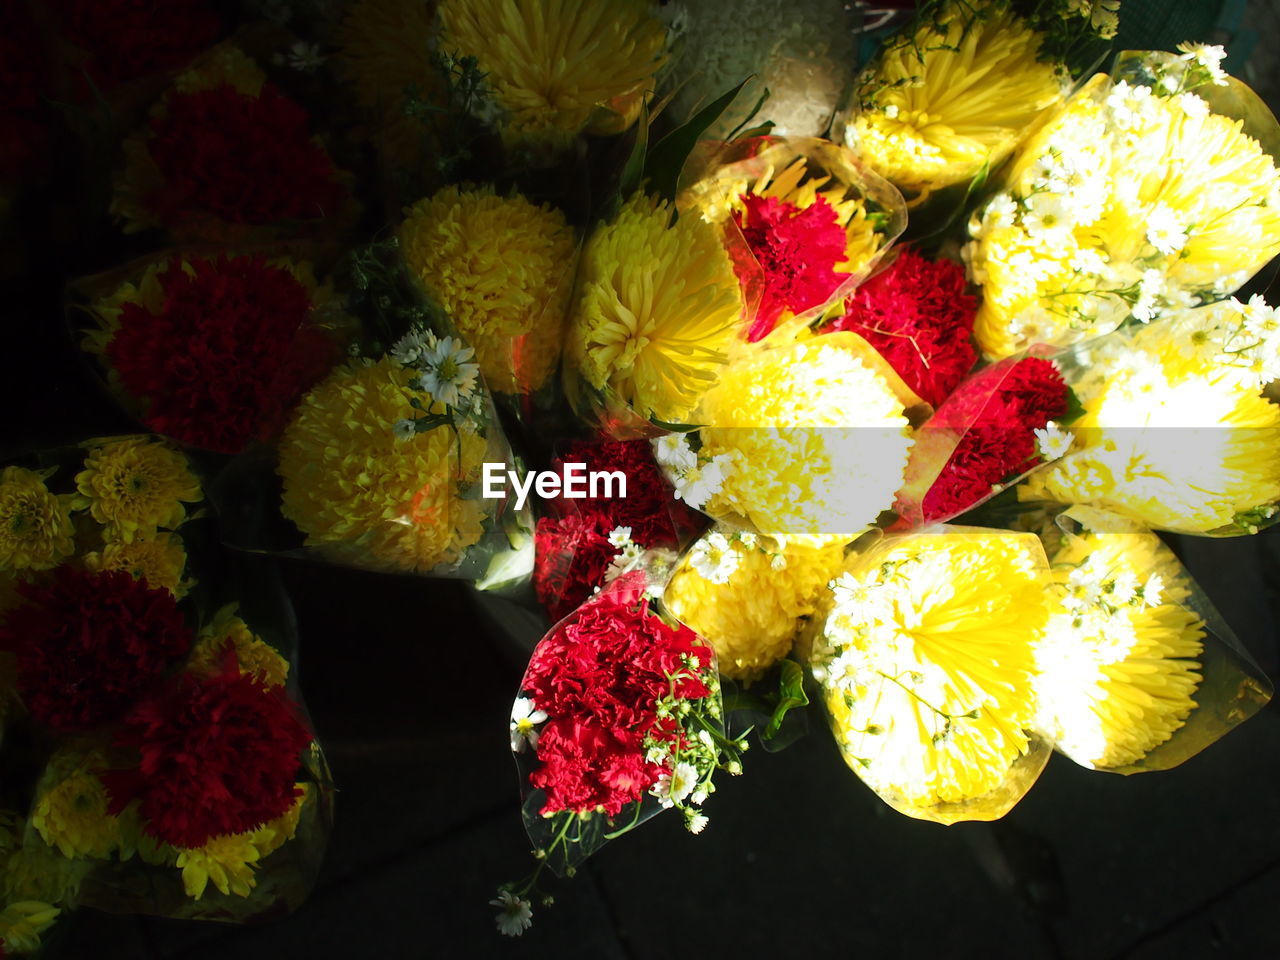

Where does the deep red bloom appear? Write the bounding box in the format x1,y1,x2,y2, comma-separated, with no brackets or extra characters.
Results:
52,0,222,91
106,256,337,453
733,194,849,341
146,84,345,228
103,660,312,848
826,248,978,407
911,357,1069,524
533,513,617,624
0,568,192,732
522,581,713,816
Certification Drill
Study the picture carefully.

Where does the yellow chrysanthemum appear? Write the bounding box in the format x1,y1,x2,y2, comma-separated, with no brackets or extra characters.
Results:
850,1,1062,198
189,605,289,690
75,437,202,543
567,193,744,425
400,185,576,394
695,334,913,536
1033,531,1203,769
3,839,90,906
31,752,122,861
278,357,488,573
83,532,191,598
664,532,845,682
437,0,665,149
1019,319,1280,534
175,787,308,900
173,43,266,97
0,467,75,573
810,531,1050,821
0,901,60,955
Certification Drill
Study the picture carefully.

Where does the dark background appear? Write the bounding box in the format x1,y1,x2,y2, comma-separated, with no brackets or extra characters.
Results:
4,1,1280,958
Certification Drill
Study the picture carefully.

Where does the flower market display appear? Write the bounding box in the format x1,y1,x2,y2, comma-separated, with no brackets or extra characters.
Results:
2,0,1279,949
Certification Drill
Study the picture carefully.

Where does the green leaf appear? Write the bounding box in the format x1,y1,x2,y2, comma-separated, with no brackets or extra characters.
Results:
763,659,809,741
724,86,771,142
648,417,702,433
619,99,650,198
644,77,754,202
1057,384,1086,427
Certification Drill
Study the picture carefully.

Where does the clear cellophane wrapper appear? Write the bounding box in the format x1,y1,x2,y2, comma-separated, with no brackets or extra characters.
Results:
0,439,333,923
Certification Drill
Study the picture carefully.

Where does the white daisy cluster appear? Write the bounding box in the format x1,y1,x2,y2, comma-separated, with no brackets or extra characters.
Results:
652,433,733,511
1063,0,1119,39
389,329,483,440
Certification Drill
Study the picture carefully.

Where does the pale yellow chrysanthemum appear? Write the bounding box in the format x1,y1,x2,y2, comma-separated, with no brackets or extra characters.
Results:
0,901,61,955
810,531,1050,821
664,532,845,682
437,0,665,149
75,437,203,543
695,334,913,536
278,357,488,573
849,1,1062,198
175,787,308,900
3,839,90,905
1019,318,1280,534
189,604,289,690
0,467,75,573
173,43,266,97
400,185,576,394
31,750,123,860
1033,531,1203,769
567,193,744,425
83,532,191,598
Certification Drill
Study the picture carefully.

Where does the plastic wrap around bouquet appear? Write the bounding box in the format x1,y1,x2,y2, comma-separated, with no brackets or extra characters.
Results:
0,437,332,950
803,523,1271,825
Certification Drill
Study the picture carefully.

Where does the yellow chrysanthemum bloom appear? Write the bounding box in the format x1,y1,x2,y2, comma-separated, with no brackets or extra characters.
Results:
567,194,744,425
31,752,122,860
3,838,91,905
809,531,1050,821
75,437,202,544
278,357,488,573
1033,531,1203,769
400,185,576,394
0,901,60,955
83,532,191,598
437,0,665,149
189,605,289,690
664,531,845,682
0,467,75,573
173,43,266,97
849,1,1062,199
1019,312,1280,534
694,334,914,536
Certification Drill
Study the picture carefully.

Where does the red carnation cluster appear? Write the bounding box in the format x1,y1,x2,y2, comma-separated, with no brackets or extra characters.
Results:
52,0,222,91
103,660,312,848
533,440,706,621
913,357,1069,524
521,578,713,816
826,248,977,407
146,84,345,228
733,194,849,342
0,568,192,732
107,256,337,453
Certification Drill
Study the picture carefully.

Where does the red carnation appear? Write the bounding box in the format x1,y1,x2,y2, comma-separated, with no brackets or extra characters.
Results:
826,248,978,407
533,512,618,624
733,193,849,342
522,581,712,816
106,256,337,453
103,660,312,848
146,84,345,228
52,0,222,91
910,357,1069,524
0,568,192,732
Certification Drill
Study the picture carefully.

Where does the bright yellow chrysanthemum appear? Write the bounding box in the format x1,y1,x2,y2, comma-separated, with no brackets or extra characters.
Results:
1033,531,1203,769
175,787,307,900
0,900,61,955
695,334,913,536
810,531,1050,821
189,604,289,690
437,0,665,149
1019,320,1280,534
278,357,488,573
83,532,191,598
850,1,1062,198
0,467,75,573
400,185,576,394
664,531,846,682
567,193,744,425
74,437,202,544
31,753,121,860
